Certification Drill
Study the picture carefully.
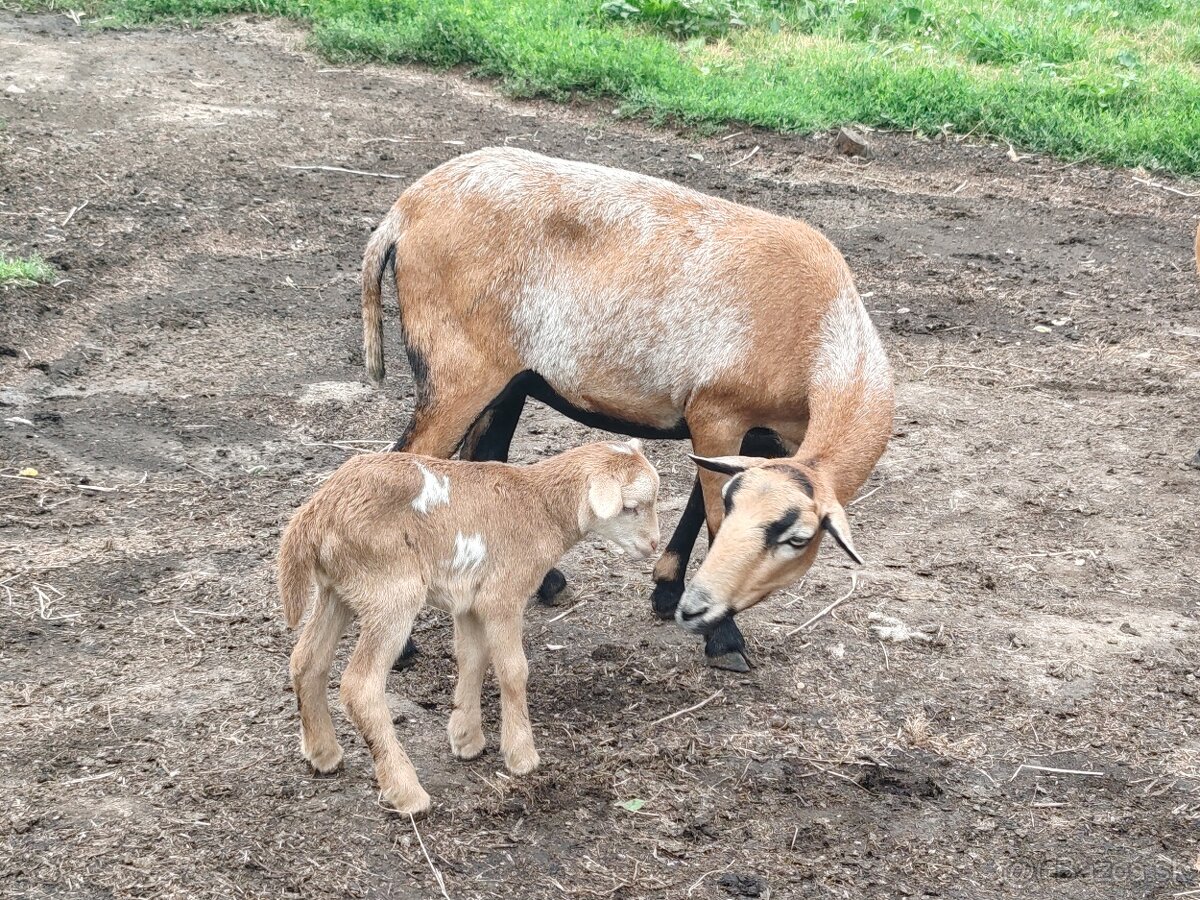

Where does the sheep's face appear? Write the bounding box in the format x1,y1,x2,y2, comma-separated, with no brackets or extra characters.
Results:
674,457,862,637
584,440,661,560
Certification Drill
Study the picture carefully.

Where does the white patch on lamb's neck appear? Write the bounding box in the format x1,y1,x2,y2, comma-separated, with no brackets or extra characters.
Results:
451,532,487,574
810,287,892,397
411,463,451,514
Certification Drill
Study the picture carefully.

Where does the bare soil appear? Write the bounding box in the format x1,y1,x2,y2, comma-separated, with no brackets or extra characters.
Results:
2,13,1199,899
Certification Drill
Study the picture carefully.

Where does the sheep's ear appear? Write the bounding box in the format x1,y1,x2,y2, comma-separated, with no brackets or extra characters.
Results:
588,474,624,520
689,454,750,476
821,505,864,565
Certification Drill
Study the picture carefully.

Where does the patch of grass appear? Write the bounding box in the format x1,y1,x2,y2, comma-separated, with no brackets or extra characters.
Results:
62,0,1200,173
0,254,55,286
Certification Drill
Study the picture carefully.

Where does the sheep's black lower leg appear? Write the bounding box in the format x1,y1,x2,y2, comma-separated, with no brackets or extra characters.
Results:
651,477,706,619
704,617,752,672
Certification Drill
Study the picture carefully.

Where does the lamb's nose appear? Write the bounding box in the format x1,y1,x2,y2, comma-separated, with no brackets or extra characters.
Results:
650,538,659,552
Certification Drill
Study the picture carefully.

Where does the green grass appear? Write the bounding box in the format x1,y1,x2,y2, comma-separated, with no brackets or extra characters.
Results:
42,0,1200,173
0,254,54,286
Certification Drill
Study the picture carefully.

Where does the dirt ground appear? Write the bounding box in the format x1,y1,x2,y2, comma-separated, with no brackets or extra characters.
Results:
2,12,1199,899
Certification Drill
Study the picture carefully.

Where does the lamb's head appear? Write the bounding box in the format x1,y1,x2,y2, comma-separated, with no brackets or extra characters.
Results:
675,456,863,636
579,440,661,560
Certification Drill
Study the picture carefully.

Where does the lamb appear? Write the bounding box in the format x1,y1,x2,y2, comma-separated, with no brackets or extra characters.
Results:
278,439,660,816
360,147,894,671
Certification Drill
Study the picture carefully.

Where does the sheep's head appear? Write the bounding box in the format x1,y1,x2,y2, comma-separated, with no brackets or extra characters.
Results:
675,456,861,636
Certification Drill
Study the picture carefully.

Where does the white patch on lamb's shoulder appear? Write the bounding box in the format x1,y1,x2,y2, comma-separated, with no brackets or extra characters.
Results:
810,287,892,397
411,463,451,514
451,532,487,574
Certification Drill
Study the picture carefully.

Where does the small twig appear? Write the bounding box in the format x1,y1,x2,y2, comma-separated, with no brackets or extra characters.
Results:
1009,764,1104,781
62,199,89,227
687,862,734,896
410,813,452,900
849,479,896,507
729,145,760,167
172,610,196,636
277,163,406,180
786,573,858,637
647,689,723,728
1131,176,1200,198
61,770,117,786
545,599,586,624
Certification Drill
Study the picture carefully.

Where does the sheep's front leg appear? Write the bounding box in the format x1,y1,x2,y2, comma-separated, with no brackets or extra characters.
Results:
448,611,488,760
485,613,538,776
341,614,430,817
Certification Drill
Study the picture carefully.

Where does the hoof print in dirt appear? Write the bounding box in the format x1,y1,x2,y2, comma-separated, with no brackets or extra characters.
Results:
718,873,769,898
857,766,943,799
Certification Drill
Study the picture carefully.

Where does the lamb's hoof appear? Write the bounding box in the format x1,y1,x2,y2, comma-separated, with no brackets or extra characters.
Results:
504,745,540,776
449,721,486,761
383,784,432,819
650,580,683,620
391,637,419,672
303,742,344,775
536,568,568,606
706,650,752,673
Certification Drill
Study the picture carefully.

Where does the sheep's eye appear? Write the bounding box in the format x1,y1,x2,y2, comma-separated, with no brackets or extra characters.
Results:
784,535,810,550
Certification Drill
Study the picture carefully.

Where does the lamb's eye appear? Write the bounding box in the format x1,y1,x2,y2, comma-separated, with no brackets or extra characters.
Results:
625,506,639,516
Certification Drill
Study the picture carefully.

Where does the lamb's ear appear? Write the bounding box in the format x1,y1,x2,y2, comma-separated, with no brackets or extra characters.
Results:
821,505,864,565
689,454,761,476
627,438,643,454
588,474,624,520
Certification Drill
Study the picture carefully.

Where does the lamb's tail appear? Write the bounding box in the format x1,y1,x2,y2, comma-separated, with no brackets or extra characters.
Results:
278,506,319,629
361,213,401,385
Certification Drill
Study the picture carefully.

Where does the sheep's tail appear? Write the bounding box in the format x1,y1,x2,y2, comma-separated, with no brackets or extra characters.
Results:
362,213,401,385
278,505,319,629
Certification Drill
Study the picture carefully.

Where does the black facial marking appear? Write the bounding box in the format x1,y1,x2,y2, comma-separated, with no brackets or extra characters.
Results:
764,464,814,498
723,474,744,515
763,508,801,548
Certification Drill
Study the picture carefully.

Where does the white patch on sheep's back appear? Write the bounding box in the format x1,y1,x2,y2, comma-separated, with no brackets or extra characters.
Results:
411,463,450,514
451,532,487,574
511,242,749,423
810,288,892,396
420,148,751,426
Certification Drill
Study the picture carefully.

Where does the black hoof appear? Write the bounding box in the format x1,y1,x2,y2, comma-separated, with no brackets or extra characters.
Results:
651,580,683,620
391,637,419,672
706,651,751,673
536,567,568,606
704,617,753,673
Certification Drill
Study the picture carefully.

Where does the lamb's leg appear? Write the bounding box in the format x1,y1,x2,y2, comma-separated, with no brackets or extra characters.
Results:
340,598,429,817
448,610,489,760
485,612,538,776
290,587,353,774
